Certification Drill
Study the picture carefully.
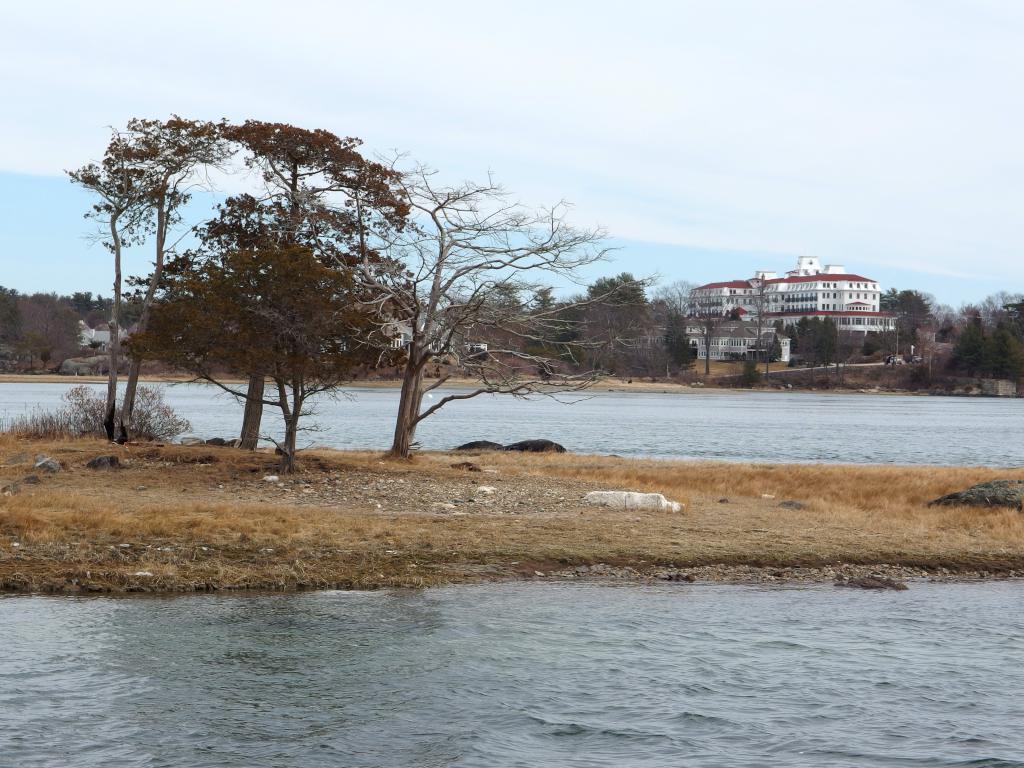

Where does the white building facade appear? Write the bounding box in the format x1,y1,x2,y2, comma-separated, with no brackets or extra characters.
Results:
691,256,895,333
685,320,791,362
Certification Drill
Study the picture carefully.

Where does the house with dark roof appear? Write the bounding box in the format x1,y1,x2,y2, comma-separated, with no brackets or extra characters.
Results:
684,319,790,362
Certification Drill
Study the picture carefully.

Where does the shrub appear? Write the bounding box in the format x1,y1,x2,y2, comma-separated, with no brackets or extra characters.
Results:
740,360,761,386
1,385,190,441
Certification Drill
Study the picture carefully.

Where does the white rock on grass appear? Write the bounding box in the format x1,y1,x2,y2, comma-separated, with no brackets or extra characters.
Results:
583,491,683,513
476,486,497,495
263,475,280,483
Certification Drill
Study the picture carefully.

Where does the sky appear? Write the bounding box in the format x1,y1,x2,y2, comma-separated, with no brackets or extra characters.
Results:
1,0,1022,306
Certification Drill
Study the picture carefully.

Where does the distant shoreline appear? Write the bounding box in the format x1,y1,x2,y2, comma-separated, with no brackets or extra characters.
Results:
0,372,945,397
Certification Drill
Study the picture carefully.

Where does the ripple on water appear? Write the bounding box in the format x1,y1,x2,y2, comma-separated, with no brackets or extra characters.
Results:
1,582,1024,767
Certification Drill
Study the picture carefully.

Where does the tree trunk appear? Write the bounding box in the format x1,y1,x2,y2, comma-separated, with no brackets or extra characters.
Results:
118,204,166,442
389,353,426,459
104,221,122,442
280,412,299,474
239,375,264,450
118,357,141,442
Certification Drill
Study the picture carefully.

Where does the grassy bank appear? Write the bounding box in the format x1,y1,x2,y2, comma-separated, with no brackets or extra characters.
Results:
1,436,1022,593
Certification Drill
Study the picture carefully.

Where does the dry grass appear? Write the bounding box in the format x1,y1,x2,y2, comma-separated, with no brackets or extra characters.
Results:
1,435,1022,593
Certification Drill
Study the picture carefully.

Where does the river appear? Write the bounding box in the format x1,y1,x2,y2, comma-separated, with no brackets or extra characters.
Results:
1,582,1022,767
1,381,1021,465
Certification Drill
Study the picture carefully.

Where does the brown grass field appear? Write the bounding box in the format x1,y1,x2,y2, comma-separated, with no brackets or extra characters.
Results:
1,435,1022,593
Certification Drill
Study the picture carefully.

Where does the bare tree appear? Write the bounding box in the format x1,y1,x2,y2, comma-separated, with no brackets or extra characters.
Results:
68,134,151,440
748,277,774,375
361,164,609,459
689,290,729,376
652,280,696,316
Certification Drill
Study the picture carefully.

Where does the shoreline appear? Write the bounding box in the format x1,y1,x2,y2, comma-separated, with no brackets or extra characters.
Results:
2,438,1023,595
0,372,970,398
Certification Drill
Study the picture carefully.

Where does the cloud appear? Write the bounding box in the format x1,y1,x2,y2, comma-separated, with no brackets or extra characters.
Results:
1,0,1022,296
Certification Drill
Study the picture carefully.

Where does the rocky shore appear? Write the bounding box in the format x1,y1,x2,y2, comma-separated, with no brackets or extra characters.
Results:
3,437,1023,595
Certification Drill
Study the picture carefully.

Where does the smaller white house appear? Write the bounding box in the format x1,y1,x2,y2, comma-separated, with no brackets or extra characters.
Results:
686,320,791,363
78,321,111,351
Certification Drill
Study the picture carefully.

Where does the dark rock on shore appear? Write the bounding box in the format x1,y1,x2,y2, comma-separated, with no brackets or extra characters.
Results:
455,441,505,451
86,455,121,470
450,461,482,472
205,437,229,446
779,500,806,510
834,576,908,590
928,480,1024,510
504,440,566,453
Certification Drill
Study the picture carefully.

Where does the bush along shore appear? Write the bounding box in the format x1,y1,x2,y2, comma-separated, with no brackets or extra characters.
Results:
1,437,1023,594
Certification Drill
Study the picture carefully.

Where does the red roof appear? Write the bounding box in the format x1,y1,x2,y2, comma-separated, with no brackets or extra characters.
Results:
695,280,752,290
767,274,875,284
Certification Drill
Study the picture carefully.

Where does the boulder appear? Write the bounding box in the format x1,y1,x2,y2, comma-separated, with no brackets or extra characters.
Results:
204,437,229,446
450,461,482,472
928,480,1024,510
178,436,204,446
455,441,505,451
85,455,120,470
1,482,20,496
584,490,683,513
34,456,61,473
58,355,107,376
504,439,566,453
778,500,806,510
22,475,40,485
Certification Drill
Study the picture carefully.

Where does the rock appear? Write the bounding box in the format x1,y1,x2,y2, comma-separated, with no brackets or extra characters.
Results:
1,482,20,496
928,480,1024,510
584,490,683,513
34,457,61,473
58,355,107,376
227,438,242,448
718,497,730,504
835,576,908,591
761,493,776,499
85,455,120,470
778,500,805,510
476,485,497,495
504,439,566,453
450,461,482,472
262,475,280,483
3,452,31,466
22,475,40,485
178,436,204,446
204,437,228,446
455,441,505,451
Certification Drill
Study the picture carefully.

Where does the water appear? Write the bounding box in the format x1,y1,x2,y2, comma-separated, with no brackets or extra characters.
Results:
1,582,1023,767
1,381,1022,465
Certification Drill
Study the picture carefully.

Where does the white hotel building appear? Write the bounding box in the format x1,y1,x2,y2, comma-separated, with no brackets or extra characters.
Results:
691,256,895,334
